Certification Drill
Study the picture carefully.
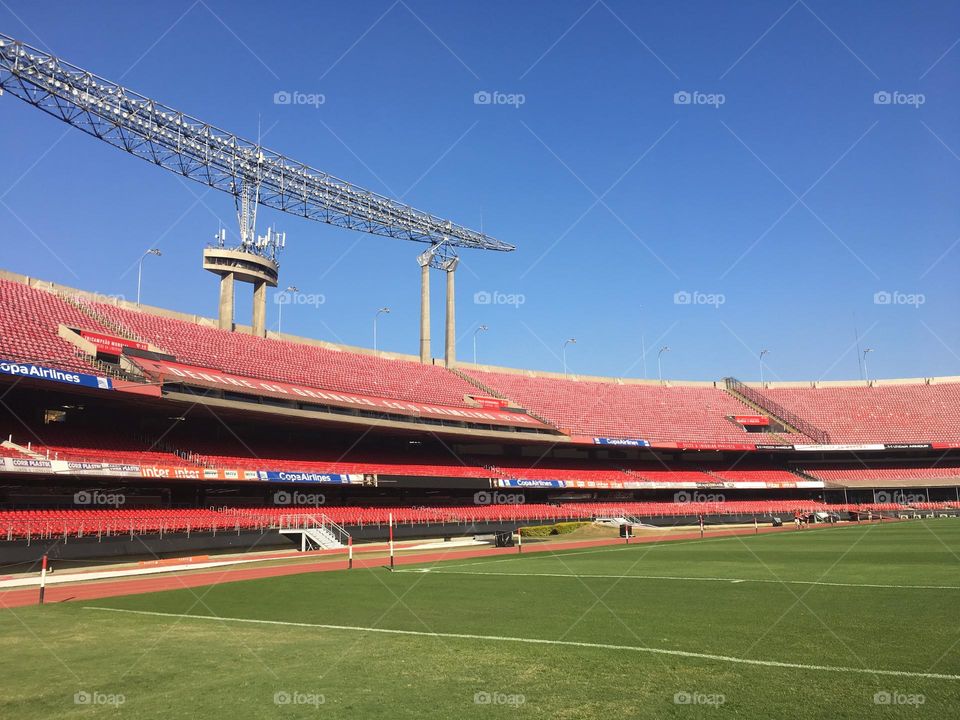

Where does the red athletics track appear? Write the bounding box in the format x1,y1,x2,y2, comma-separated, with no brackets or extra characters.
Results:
0,521,880,609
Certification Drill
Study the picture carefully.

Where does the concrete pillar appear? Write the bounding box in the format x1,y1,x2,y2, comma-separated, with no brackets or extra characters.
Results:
444,267,456,368
252,280,267,338
419,263,431,364
218,272,235,331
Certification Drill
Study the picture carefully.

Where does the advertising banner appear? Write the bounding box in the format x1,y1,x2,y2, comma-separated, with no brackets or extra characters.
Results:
0,360,112,390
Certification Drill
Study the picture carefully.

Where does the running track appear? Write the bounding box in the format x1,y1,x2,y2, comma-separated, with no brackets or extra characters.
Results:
0,522,874,609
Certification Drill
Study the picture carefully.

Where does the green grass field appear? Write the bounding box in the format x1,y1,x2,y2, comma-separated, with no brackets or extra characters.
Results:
3,520,960,718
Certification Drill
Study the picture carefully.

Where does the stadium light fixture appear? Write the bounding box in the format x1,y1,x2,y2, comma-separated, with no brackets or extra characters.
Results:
277,285,299,334
136,248,162,307
759,349,770,385
562,338,577,375
374,307,391,352
658,346,671,384
473,324,488,365
863,348,874,382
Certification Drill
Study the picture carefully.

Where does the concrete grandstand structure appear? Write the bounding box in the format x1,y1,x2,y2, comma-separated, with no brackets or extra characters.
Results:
1,268,959,559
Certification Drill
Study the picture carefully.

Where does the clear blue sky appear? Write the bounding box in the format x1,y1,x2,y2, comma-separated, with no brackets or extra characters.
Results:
2,0,959,382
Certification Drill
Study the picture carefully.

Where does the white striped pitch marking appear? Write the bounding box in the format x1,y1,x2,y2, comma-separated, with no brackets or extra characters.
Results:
83,606,960,681
394,568,960,591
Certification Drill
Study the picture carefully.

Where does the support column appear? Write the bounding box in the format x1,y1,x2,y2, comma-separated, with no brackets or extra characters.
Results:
218,272,235,331
419,263,431,364
252,280,267,338
444,266,456,368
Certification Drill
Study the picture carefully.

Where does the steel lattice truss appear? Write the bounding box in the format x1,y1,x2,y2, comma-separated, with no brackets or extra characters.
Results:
0,33,514,252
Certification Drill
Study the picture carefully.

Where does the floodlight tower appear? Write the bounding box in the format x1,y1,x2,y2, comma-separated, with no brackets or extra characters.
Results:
202,171,286,335
0,33,515,348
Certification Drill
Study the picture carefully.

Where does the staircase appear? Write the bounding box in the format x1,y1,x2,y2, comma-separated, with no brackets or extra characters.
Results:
275,514,349,551
723,377,830,445
58,292,150,346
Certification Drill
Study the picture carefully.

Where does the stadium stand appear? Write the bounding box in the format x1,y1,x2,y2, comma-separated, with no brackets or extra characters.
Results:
763,383,960,444
87,300,485,408
0,280,104,372
1,500,918,540
461,368,777,444
800,462,960,485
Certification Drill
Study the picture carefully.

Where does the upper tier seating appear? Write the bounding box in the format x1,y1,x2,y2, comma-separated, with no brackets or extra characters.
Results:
462,369,768,443
763,384,960,444
89,301,481,407
0,280,104,373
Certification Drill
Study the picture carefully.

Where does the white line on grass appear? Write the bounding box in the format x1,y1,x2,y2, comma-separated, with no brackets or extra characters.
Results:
83,606,960,680
395,569,960,591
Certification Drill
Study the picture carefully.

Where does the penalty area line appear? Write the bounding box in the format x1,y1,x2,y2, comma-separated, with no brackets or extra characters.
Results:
393,569,960,591
83,606,960,681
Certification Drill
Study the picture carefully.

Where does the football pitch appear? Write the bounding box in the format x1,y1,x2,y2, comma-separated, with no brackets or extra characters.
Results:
2,520,960,718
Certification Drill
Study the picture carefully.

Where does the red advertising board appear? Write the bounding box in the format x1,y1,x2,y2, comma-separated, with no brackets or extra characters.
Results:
469,395,508,409
80,330,149,355
131,357,552,430
732,415,770,426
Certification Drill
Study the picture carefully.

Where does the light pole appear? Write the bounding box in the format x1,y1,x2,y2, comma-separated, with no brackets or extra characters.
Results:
759,349,770,385
562,338,577,375
658,346,671,384
639,304,647,379
277,285,298,333
473,324,488,365
374,307,390,352
136,249,161,306
863,348,874,382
